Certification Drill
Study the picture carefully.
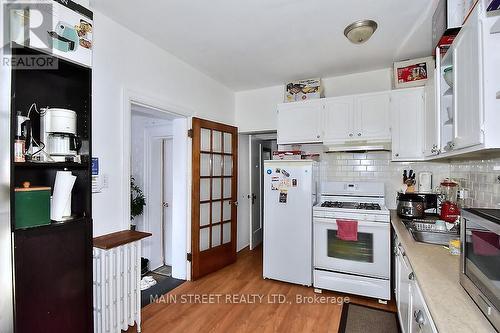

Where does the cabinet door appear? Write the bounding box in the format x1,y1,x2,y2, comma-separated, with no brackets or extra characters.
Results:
322,96,354,143
424,72,440,156
397,246,413,333
391,88,425,161
277,100,323,144
354,92,391,141
14,220,92,333
453,4,483,149
410,281,438,333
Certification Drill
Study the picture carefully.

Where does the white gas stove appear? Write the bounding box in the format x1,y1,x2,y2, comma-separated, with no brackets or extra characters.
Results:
313,182,391,301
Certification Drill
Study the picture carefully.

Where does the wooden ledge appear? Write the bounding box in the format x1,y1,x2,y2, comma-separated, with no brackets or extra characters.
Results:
93,230,152,250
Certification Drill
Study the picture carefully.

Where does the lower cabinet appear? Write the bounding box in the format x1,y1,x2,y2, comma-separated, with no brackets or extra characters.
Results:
13,219,93,333
394,240,437,333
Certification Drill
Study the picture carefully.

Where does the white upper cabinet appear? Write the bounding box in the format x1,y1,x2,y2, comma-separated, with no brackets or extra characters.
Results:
453,4,483,150
277,91,392,145
277,99,323,145
391,88,425,161
354,92,391,141
322,96,354,143
424,72,440,157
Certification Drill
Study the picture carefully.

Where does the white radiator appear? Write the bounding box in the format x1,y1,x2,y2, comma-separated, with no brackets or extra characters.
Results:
93,241,142,333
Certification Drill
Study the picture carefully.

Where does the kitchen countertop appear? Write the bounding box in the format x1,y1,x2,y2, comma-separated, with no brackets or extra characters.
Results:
390,211,496,333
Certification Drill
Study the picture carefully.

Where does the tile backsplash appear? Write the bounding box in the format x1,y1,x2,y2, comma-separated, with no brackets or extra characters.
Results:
282,144,500,209
450,157,500,208
319,151,449,209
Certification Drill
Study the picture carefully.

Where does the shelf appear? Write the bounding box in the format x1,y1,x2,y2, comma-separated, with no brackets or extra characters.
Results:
14,216,89,233
14,162,89,169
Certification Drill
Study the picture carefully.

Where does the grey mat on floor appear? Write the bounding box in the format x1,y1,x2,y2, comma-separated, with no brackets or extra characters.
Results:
141,274,184,308
339,303,399,333
153,265,172,276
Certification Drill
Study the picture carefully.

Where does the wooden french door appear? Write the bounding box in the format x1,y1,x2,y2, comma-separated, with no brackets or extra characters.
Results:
191,117,238,280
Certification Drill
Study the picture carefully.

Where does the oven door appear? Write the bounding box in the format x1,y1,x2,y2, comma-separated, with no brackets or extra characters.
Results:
314,217,390,279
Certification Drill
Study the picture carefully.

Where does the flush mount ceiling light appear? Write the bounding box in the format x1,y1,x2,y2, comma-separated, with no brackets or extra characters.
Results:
344,19,378,44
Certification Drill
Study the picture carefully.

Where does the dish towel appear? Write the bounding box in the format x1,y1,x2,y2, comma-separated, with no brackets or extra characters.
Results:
337,219,358,241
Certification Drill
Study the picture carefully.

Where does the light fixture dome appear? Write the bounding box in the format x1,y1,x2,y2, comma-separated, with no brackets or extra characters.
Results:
344,19,378,44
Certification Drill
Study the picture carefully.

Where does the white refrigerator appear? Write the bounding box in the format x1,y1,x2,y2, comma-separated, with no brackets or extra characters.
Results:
263,160,317,286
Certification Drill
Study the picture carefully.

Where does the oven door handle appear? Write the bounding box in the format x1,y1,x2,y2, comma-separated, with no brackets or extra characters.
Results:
313,217,388,228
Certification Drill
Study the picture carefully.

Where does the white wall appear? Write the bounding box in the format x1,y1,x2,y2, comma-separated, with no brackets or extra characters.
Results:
235,68,392,133
237,134,250,251
92,11,235,237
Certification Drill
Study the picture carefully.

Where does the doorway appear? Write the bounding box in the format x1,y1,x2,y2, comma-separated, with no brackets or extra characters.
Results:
130,103,188,281
249,134,277,250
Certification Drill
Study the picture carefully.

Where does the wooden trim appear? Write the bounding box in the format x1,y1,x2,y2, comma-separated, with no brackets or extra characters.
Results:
93,230,151,250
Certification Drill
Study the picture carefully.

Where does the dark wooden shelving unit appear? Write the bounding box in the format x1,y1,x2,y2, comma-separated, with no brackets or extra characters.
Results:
10,43,93,333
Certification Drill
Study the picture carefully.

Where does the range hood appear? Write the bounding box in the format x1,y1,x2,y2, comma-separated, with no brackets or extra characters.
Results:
324,141,391,152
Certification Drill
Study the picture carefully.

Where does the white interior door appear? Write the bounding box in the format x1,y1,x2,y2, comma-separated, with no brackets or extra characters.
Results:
149,137,164,270
249,137,263,249
163,138,174,266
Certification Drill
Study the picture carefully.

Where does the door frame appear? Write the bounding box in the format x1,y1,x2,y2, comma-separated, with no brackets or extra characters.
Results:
123,88,193,280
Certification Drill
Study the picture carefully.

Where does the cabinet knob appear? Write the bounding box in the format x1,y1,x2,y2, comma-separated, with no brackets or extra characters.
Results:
395,153,399,157
317,135,320,139
357,133,362,136
408,272,415,280
349,133,353,137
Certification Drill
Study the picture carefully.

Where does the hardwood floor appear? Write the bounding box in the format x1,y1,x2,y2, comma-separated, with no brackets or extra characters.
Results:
127,246,395,333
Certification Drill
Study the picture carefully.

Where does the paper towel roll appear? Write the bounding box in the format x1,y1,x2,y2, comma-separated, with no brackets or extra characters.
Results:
51,170,76,221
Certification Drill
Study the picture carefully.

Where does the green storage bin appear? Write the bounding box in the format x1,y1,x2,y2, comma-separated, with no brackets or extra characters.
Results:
15,186,51,229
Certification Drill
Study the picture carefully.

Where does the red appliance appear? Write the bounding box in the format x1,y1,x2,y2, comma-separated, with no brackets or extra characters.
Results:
440,201,460,222
439,180,460,222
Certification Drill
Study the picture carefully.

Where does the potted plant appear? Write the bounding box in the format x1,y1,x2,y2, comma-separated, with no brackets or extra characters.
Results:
130,177,146,230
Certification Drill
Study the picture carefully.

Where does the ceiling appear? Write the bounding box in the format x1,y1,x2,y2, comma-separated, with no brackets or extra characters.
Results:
91,0,438,91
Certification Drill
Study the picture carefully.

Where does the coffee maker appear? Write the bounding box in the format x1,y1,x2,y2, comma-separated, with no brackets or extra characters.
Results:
40,108,81,162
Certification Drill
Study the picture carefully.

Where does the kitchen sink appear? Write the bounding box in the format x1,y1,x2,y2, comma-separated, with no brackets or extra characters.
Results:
402,219,459,246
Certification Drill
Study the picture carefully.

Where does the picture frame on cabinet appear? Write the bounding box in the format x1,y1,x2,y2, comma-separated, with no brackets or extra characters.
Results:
393,57,435,89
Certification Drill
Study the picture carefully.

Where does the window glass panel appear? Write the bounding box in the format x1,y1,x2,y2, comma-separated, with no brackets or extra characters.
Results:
212,202,221,224
327,230,373,263
199,203,210,226
223,222,231,244
223,156,232,176
201,128,211,151
223,178,231,198
223,133,232,153
212,178,222,200
212,130,222,153
200,228,209,251
200,153,211,177
212,225,221,247
213,154,222,176
223,200,231,221
200,179,210,201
